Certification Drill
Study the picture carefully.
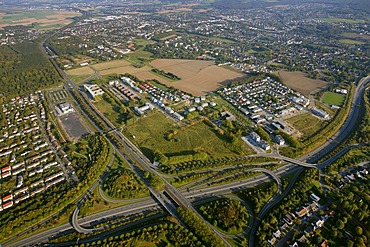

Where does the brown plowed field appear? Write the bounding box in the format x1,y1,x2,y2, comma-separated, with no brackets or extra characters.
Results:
278,71,329,95
146,59,244,95
67,59,244,96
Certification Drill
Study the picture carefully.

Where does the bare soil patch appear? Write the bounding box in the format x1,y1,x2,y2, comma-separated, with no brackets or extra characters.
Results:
278,71,329,95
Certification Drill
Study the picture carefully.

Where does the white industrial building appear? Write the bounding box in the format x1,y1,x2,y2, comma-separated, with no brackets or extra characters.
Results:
54,103,75,116
84,84,104,99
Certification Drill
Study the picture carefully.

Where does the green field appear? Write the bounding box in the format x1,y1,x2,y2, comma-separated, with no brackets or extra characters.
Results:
0,11,55,24
93,95,123,127
339,39,366,45
322,92,346,106
150,70,176,82
286,113,327,140
124,38,154,65
132,38,156,46
317,18,364,24
0,9,80,30
122,111,252,161
150,80,170,91
245,46,271,55
124,48,153,65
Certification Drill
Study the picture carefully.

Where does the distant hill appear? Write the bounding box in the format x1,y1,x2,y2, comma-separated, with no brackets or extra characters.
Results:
212,0,370,11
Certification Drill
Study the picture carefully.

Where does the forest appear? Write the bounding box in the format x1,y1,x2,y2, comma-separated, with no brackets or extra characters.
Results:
0,41,61,98
198,198,249,234
102,168,148,199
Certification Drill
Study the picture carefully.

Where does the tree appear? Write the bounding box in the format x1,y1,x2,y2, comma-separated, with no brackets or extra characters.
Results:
347,240,354,247
336,219,345,230
356,226,363,235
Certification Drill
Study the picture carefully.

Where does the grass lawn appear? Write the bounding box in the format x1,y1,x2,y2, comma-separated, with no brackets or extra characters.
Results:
93,96,122,127
122,111,252,160
315,101,336,116
244,46,271,55
339,39,365,45
78,186,132,218
322,92,346,106
317,18,364,24
132,38,156,46
286,113,327,140
150,80,171,91
150,70,177,82
68,74,91,84
124,48,153,65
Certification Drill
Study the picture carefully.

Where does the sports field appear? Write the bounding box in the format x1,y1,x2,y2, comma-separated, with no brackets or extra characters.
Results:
322,92,345,106
0,9,81,30
278,71,329,95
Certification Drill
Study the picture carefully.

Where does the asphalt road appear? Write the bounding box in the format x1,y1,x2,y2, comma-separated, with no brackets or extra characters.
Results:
6,38,369,246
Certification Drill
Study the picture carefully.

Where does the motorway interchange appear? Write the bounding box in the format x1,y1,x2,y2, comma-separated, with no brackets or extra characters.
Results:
4,59,369,247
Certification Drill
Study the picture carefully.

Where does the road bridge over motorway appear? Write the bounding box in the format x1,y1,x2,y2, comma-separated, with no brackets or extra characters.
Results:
279,155,316,168
250,152,316,168
9,39,369,247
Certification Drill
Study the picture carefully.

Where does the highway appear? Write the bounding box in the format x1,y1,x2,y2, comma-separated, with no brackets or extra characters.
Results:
6,162,296,247
6,200,160,247
6,34,369,246
248,167,304,247
304,76,370,163
7,74,369,246
247,76,369,246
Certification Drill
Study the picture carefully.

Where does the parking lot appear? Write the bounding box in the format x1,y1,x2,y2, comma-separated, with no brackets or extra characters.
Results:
59,112,89,139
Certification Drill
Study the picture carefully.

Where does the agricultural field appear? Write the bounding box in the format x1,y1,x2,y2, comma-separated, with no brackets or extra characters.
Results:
147,59,245,96
317,18,365,24
66,66,95,76
278,71,329,95
286,112,327,140
122,111,251,161
89,59,150,76
322,92,346,106
68,58,244,96
339,39,366,45
342,32,370,41
157,8,193,14
91,60,132,71
0,9,81,30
